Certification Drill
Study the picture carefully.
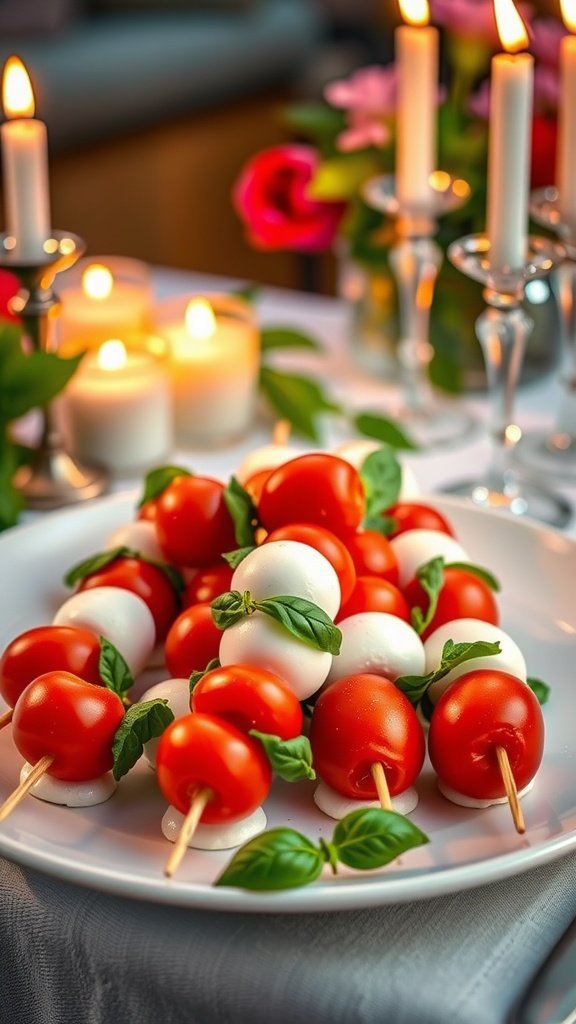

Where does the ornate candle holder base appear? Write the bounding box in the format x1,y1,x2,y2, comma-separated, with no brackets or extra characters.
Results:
0,232,110,509
446,232,571,529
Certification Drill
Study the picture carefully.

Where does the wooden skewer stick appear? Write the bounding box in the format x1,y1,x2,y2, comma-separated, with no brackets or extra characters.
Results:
164,787,213,879
272,419,291,446
370,762,393,812
0,754,54,824
495,745,525,835
0,708,13,730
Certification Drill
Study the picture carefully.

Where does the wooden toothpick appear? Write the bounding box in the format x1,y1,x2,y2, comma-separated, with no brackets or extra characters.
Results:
0,708,13,730
272,420,291,446
496,746,526,835
0,754,54,823
370,762,393,812
164,787,213,878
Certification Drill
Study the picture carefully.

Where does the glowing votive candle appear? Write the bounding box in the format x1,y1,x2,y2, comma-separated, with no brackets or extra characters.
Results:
162,295,260,446
395,0,438,208
64,339,172,473
58,258,153,355
557,0,576,231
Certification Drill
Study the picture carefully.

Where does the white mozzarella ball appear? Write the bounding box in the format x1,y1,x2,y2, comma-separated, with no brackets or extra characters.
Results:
438,776,535,809
219,611,331,700
231,540,341,619
235,444,301,484
333,440,420,500
161,804,267,850
53,586,155,677
314,780,418,819
390,529,469,589
325,612,424,686
139,677,191,769
106,520,163,561
424,618,527,705
20,763,117,807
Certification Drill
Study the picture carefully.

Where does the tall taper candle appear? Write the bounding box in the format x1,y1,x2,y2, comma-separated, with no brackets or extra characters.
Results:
396,0,438,207
557,1,576,232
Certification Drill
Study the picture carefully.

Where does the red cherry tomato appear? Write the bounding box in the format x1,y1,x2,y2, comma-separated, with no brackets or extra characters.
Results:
137,500,159,524
182,563,233,608
165,603,222,678
156,712,272,823
264,522,356,604
77,556,180,641
192,664,302,739
12,671,125,781
336,576,410,624
428,670,544,800
0,625,102,709
404,567,499,640
310,673,425,799
155,476,237,568
258,454,365,541
344,530,399,586
243,467,272,505
387,502,455,539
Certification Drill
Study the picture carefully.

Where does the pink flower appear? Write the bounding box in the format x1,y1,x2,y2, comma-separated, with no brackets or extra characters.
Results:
324,65,396,152
531,17,567,67
431,0,532,44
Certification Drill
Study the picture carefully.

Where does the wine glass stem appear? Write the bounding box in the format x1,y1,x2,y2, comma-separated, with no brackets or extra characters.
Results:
553,260,576,437
389,236,441,412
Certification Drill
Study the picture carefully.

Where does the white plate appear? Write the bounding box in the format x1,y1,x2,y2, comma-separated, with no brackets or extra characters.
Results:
0,493,575,913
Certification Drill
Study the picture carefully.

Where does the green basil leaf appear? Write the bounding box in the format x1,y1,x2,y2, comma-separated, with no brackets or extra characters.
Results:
333,808,429,870
0,328,84,422
360,446,402,522
0,436,24,532
139,555,185,596
211,590,253,630
445,561,501,592
111,699,174,780
354,412,419,451
254,595,341,655
395,638,502,706
214,828,324,891
261,326,322,353
222,546,257,569
420,688,435,723
249,731,316,782
410,556,445,635
223,476,257,547
527,676,550,705
64,546,133,587
98,637,134,699
259,366,341,442
189,657,221,695
137,464,192,507
361,514,398,537
232,283,260,305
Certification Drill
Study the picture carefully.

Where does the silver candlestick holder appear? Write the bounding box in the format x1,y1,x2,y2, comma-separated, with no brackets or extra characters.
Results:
1,232,110,509
361,172,475,448
446,232,571,528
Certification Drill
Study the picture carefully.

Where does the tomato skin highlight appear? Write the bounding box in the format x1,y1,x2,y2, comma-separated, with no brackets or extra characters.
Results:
387,502,455,539
182,563,233,608
155,476,237,568
428,669,545,800
78,556,180,641
258,454,365,541
191,664,302,739
12,671,125,781
165,603,222,678
343,530,399,586
0,625,102,709
156,713,272,823
264,523,356,605
404,567,499,640
336,576,410,623
310,673,425,799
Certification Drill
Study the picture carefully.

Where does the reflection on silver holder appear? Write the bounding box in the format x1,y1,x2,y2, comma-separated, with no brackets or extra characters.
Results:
446,232,571,528
0,232,109,509
361,172,475,448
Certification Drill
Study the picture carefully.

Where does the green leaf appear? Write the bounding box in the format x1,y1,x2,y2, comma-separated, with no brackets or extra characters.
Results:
281,102,346,146
98,637,134,700
111,699,174,780
214,828,324,891
222,546,256,569
189,657,221,695
333,808,429,870
254,595,342,655
527,677,550,705
143,557,185,596
360,446,402,522
354,412,419,451
0,435,24,531
361,514,398,537
64,546,132,587
223,476,257,547
410,557,445,635
260,327,321,354
445,561,501,592
308,153,381,201
249,731,316,781
231,283,260,305
137,464,192,507
211,589,253,630
259,366,341,442
395,638,502,706
0,324,84,423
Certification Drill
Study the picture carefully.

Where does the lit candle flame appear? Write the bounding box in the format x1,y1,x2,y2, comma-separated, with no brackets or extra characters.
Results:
560,0,576,33
185,298,216,340
493,0,529,53
82,264,114,301
398,0,429,28
97,339,127,371
2,56,35,119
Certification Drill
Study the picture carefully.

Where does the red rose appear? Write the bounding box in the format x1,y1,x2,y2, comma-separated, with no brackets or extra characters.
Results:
233,144,345,252
0,268,20,321
531,115,557,190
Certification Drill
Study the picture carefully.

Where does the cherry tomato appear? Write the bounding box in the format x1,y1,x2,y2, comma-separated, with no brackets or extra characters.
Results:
344,530,399,586
192,664,302,739
404,567,499,640
137,500,159,524
243,468,272,505
264,523,356,605
12,671,125,781
336,576,410,623
387,502,455,539
0,625,102,709
165,603,222,678
428,670,544,800
310,673,425,799
182,563,233,608
156,712,272,823
77,556,180,641
258,454,365,541
155,476,237,568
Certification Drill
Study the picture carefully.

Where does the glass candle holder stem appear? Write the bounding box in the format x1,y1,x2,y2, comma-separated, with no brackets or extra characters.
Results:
388,234,441,413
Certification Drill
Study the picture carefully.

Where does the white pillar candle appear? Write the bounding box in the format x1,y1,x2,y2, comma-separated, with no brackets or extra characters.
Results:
557,2,576,232
395,0,438,208
58,258,153,356
64,339,173,473
1,56,50,260
161,295,260,447
486,0,533,270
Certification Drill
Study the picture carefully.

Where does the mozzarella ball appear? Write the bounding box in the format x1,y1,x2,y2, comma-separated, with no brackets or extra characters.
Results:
390,529,469,589
231,540,341,619
314,780,418,819
53,586,155,677
20,762,117,807
219,611,332,700
106,520,164,561
333,440,420,501
161,804,267,850
139,677,191,769
438,777,535,809
325,612,425,686
235,444,302,484
424,618,527,705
